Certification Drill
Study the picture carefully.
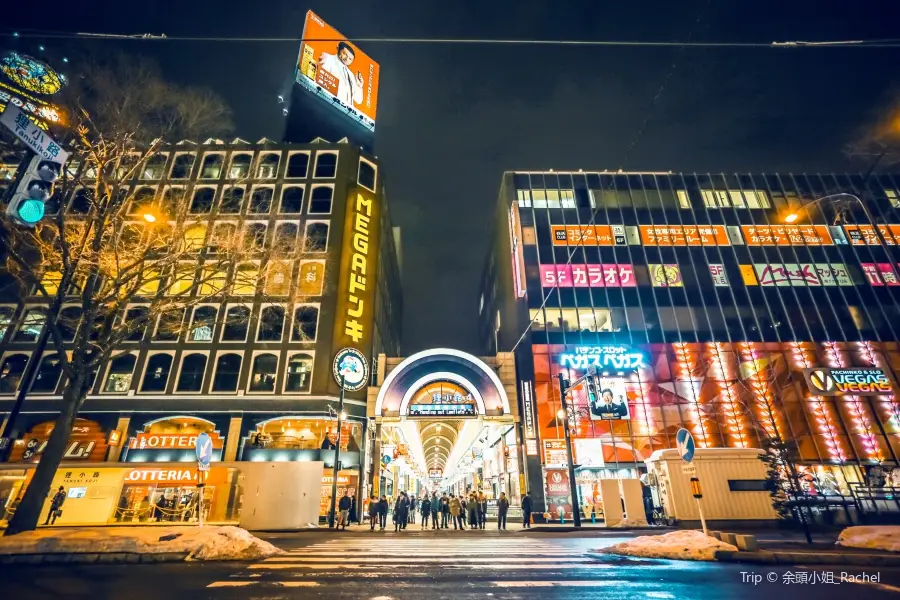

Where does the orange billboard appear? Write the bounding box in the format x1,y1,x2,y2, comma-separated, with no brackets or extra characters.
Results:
639,225,729,246
843,224,900,246
296,11,380,129
550,225,624,246
742,225,833,246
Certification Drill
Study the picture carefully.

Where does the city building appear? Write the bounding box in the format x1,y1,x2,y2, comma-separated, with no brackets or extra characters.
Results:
480,170,900,519
0,138,402,524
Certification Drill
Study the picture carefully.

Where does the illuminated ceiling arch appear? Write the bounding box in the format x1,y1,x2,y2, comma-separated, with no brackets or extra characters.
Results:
398,372,485,417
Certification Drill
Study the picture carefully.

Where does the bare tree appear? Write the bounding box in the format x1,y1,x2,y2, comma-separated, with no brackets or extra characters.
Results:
845,86,900,171
1,53,320,535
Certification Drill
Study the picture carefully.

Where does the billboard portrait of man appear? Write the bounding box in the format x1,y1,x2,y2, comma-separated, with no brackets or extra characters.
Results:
318,41,364,108
589,378,631,421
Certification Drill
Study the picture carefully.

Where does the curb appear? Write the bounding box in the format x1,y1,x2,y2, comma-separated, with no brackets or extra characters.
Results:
522,527,672,533
715,550,900,566
0,552,189,565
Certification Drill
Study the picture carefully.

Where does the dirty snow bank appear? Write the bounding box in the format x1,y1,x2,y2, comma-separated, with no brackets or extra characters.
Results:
598,530,737,561
0,526,282,561
837,526,900,553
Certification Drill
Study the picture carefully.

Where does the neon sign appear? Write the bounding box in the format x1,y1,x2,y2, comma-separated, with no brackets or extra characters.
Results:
558,345,645,370
803,368,893,396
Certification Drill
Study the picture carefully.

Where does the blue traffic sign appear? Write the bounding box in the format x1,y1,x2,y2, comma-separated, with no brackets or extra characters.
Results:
676,428,696,463
195,432,213,471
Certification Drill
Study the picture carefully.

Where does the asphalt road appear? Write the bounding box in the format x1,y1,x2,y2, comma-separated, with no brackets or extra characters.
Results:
2,529,900,599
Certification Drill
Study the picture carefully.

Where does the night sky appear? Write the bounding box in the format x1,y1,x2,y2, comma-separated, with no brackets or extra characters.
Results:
8,0,900,354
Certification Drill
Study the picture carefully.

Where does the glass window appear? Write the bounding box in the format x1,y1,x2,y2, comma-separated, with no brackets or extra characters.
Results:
143,154,168,180
274,222,299,253
140,354,173,393
249,353,278,392
560,190,575,208
0,354,29,393
229,153,252,179
37,270,62,296
183,223,207,252
200,154,223,179
314,152,338,178
70,188,92,214
124,306,149,341
309,186,333,214
279,186,304,214
676,189,691,208
189,187,215,214
887,188,900,209
128,187,156,216
167,263,195,296
0,307,13,341
198,266,228,297
249,187,273,213
170,154,195,179
176,353,207,392
244,222,268,251
517,189,531,208
358,159,376,191
105,354,137,393
257,306,285,341
189,306,218,341
15,309,45,342
257,153,280,179
212,353,242,392
222,306,250,341
286,152,310,178
31,354,63,393
285,353,313,392
155,307,185,341
220,186,244,213
292,305,319,341
577,308,612,332
305,222,328,252
208,222,237,253
233,263,258,296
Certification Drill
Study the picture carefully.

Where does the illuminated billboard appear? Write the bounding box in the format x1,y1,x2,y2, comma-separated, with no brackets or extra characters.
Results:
296,11,380,131
589,377,631,421
0,51,67,130
803,368,893,396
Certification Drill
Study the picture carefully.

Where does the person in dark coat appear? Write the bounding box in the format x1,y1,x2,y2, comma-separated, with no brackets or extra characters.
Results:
466,493,479,529
43,486,66,525
478,492,488,529
393,495,404,531
400,493,410,529
440,493,450,528
430,491,440,529
377,495,388,530
368,495,379,530
522,491,533,528
459,496,468,528
497,492,510,530
420,494,432,528
337,490,352,529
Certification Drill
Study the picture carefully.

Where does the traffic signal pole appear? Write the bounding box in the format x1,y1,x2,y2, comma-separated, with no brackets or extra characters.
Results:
557,372,582,528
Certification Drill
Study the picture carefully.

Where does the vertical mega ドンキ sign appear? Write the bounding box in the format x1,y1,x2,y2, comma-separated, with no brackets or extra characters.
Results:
331,185,381,387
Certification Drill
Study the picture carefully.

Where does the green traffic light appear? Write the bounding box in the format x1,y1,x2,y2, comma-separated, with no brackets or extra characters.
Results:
17,198,45,224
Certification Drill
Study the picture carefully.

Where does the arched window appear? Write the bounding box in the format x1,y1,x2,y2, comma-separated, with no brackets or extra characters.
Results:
143,154,168,180
257,306,285,341
249,353,278,392
314,152,338,178
305,223,328,252
128,187,156,216
15,309,45,342
58,306,82,342
274,222,299,252
176,353,208,392
0,307,15,341
212,353,242,392
257,153,280,178
220,186,244,213
105,354,137,393
170,154,195,179
292,306,319,341
31,354,63,393
0,354,29,393
309,186,333,214
229,153,252,179
285,353,313,393
222,306,251,341
200,154,224,179
189,306,218,341
140,354,173,393
286,153,309,178
249,187,273,213
189,187,215,214
279,186,304,214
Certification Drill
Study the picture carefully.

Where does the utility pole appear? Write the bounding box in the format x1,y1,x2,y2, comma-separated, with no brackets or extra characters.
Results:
556,372,582,528
328,373,346,528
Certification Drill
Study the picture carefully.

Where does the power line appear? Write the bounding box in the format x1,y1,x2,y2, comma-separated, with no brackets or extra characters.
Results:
4,29,900,48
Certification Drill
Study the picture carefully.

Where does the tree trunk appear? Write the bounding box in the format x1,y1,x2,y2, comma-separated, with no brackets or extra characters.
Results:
4,383,84,536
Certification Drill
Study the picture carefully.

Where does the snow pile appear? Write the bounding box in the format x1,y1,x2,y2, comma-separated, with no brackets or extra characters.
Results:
0,526,282,561
837,526,900,553
608,518,651,528
598,530,737,561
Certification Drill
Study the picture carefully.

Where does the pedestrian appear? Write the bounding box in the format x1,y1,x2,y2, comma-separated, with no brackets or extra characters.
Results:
440,493,450,528
378,495,388,530
449,494,462,529
478,491,488,529
338,490,352,530
349,493,358,524
522,490,533,528
420,494,431,528
459,495,468,528
497,492,509,530
431,491,440,529
467,493,479,529
393,495,404,531
401,493,410,530
409,494,417,525
43,486,66,525
368,495,379,530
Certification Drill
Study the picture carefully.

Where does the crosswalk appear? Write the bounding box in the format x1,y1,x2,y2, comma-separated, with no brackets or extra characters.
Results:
206,533,623,592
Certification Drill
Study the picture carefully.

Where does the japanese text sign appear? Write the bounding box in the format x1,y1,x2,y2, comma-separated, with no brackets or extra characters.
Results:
539,263,636,288
742,225,833,246
639,225,729,246
0,105,68,163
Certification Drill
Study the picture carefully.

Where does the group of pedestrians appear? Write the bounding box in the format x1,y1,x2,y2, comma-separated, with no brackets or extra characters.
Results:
365,490,529,531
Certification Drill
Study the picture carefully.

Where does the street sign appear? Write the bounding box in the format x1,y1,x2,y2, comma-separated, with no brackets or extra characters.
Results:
195,432,213,472
676,428,696,463
1,105,69,164
681,464,697,476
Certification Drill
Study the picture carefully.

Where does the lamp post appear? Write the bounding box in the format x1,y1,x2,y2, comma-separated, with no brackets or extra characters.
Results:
328,373,346,529
785,193,896,254
556,372,582,528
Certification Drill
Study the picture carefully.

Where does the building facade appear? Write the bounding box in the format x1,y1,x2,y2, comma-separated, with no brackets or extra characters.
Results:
481,170,900,518
0,138,402,524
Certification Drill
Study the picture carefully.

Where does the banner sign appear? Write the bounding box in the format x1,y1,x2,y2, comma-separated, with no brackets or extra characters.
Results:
861,263,900,286
753,263,852,287
559,345,645,370
525,438,539,456
543,440,568,465
649,264,683,287
844,224,900,246
709,264,729,286
539,263,636,288
588,377,631,421
129,432,224,450
803,368,893,396
639,225,729,246
551,225,624,246
521,380,537,439
741,225,833,246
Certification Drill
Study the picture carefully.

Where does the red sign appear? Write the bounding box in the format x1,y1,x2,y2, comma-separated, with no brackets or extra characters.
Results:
639,225,730,246
742,225,833,246
539,264,636,288
128,432,224,450
10,419,108,463
861,263,900,286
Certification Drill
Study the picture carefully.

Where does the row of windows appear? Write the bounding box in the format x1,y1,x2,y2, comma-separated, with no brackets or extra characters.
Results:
0,304,320,346
0,350,316,396
516,188,773,210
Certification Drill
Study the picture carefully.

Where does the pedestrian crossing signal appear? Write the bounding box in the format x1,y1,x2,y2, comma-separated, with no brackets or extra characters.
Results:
7,156,62,226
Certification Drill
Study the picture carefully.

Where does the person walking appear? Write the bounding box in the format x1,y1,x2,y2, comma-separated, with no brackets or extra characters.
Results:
522,490,533,528
497,492,510,530
431,491,440,529
449,494,462,530
401,493,410,530
459,495,468,528
440,493,450,529
43,486,66,525
467,493,479,530
349,493,358,524
409,494,417,526
337,490,352,530
378,495,388,530
478,491,488,529
368,495,379,530
420,494,431,529
393,495,404,531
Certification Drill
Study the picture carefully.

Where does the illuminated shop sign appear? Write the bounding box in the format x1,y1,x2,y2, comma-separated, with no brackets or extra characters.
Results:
559,345,645,370
521,380,536,439
543,440,568,465
551,225,625,246
753,263,852,287
128,432,223,450
844,224,900,246
861,263,900,286
742,225,833,246
539,263,635,287
525,439,539,456
509,203,527,298
408,404,477,417
640,225,729,246
649,264,682,287
709,264,729,286
428,469,443,479
588,377,631,421
803,368,893,396
125,468,197,483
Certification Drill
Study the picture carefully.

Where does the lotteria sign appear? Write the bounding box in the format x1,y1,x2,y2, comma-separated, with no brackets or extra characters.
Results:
559,345,645,371
125,469,198,483
803,368,893,396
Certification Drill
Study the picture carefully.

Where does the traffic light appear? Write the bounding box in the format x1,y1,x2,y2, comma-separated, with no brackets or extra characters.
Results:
7,155,62,226
585,374,599,405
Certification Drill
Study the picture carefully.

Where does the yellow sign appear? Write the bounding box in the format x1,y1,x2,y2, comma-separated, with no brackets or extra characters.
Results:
739,264,758,286
298,260,325,296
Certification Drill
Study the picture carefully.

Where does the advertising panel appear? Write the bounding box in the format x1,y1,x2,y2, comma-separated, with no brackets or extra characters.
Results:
742,225,833,246
543,440,568,465
588,377,631,421
739,264,758,285
525,439,539,456
709,264,729,286
639,225,729,246
128,432,224,451
803,368,894,396
558,345,646,370
10,419,108,463
521,380,537,439
298,260,326,295
539,264,636,288
573,438,605,467
649,264,683,287
844,224,900,246
0,51,67,130
509,203,527,298
753,263,853,287
544,469,573,518
296,11,380,130
861,263,900,286
550,225,622,246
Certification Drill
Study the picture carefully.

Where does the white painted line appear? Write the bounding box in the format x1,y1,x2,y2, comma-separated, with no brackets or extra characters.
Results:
207,581,257,588
266,557,588,563
274,582,320,587
470,563,612,570
491,581,624,588
645,593,675,599
249,563,395,570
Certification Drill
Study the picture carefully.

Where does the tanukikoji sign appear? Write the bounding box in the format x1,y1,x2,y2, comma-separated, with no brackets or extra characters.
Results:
803,368,894,396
